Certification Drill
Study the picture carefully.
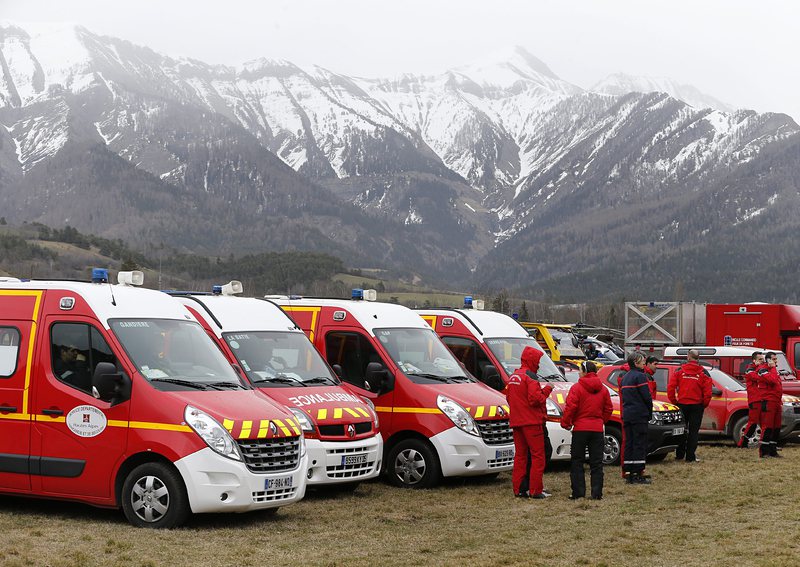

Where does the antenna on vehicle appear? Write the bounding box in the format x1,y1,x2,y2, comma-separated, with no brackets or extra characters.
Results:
92,268,116,306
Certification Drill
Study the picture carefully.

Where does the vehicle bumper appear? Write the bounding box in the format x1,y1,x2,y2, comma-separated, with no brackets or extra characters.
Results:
779,404,800,438
430,427,514,477
175,447,308,514
546,421,572,461
304,435,383,485
646,422,687,455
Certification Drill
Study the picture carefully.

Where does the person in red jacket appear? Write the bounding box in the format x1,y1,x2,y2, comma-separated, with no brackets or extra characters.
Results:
667,349,712,462
758,352,783,458
644,356,659,399
737,351,765,448
507,346,553,499
561,361,613,500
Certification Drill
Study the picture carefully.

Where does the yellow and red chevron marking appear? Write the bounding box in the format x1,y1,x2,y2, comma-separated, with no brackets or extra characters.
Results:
315,406,371,421
465,405,510,419
654,401,680,411
222,417,301,439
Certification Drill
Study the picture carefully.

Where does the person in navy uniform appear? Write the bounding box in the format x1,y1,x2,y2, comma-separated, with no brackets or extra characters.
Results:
620,352,652,484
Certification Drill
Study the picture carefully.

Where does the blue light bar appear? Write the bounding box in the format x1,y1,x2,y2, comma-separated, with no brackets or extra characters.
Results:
352,288,364,301
463,295,473,309
92,268,109,283
212,285,223,295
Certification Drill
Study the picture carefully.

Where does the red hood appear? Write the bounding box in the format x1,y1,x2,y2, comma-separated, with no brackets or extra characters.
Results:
175,389,301,440
265,385,373,426
682,361,706,374
579,372,603,393
517,346,543,374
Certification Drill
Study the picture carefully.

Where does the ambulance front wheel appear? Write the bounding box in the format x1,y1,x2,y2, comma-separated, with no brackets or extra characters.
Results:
603,426,622,466
387,439,441,489
732,415,759,447
121,462,190,529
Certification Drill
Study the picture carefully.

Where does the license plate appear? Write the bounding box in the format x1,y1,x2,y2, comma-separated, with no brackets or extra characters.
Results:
673,427,685,435
495,448,514,459
341,454,368,466
265,475,293,490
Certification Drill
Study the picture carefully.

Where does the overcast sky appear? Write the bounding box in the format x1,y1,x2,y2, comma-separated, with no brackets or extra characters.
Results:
2,0,798,120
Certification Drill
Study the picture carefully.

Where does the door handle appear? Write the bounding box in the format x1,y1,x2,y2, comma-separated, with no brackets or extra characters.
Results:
41,408,64,416
0,405,17,413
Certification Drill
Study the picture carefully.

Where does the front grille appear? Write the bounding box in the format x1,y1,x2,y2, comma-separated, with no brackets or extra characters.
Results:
476,419,513,446
793,407,800,415
660,410,684,424
237,436,301,474
317,421,372,437
325,446,377,479
251,486,297,503
487,456,514,469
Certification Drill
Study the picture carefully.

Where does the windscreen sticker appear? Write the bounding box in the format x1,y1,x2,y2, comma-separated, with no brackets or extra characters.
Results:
240,360,251,371
118,322,150,328
66,405,107,438
229,341,240,349
229,334,250,341
398,362,421,373
141,367,169,379
433,357,456,372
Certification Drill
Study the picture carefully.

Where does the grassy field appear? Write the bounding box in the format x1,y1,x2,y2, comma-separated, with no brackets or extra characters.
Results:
1,441,799,567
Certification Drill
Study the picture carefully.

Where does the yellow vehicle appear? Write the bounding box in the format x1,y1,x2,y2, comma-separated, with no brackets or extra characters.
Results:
520,323,586,365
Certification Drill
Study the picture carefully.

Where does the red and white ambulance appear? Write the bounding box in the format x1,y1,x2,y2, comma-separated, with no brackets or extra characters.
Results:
274,291,515,488
170,286,383,488
0,270,307,528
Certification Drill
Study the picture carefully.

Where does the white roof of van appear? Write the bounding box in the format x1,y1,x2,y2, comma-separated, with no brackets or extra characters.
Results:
273,297,428,335
174,295,301,335
418,309,529,341
0,280,192,328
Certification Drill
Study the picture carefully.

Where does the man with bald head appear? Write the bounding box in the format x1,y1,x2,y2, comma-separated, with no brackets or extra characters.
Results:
668,349,712,462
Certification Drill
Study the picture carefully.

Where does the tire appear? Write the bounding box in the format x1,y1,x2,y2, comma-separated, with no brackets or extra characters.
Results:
386,439,441,488
121,462,190,529
603,426,622,466
732,415,759,448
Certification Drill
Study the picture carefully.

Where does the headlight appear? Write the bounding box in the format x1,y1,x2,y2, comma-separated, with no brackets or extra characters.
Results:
437,395,479,437
184,405,242,461
361,396,380,429
289,408,315,432
649,411,665,426
546,398,561,418
299,434,307,458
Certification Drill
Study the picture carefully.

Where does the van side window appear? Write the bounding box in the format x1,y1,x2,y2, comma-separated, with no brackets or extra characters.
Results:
325,332,383,388
51,323,118,394
441,336,491,381
0,327,21,377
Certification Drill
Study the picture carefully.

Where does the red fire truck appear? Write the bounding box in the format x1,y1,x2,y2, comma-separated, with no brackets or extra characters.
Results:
0,270,307,528
274,290,515,488
170,286,383,489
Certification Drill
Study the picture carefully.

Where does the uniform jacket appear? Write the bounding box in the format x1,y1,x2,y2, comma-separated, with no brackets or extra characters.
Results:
744,362,763,403
644,366,658,399
667,361,712,407
621,366,653,423
507,346,553,428
561,372,613,432
757,364,783,403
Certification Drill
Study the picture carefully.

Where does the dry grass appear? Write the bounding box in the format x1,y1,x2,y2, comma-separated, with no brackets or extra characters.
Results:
1,443,799,567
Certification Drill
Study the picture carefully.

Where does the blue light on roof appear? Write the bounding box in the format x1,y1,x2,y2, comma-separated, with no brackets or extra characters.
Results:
463,295,473,309
212,285,223,295
352,288,364,301
92,268,109,283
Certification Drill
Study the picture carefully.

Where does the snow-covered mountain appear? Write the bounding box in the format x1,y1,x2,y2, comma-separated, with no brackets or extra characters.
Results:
2,23,800,299
591,73,735,112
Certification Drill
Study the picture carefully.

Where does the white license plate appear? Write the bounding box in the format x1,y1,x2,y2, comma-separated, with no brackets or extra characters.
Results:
495,448,514,459
265,475,293,490
341,454,368,466
673,427,685,435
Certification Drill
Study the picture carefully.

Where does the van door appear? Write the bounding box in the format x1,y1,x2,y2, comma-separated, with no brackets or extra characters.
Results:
31,319,131,499
787,337,800,375
0,323,32,491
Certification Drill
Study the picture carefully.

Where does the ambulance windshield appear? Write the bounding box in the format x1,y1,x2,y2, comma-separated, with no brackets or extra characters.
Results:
375,328,474,383
223,331,339,387
110,319,246,390
484,338,564,381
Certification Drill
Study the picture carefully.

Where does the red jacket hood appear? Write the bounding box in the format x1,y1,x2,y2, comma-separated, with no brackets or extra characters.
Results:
518,346,543,374
682,361,706,374
578,372,603,393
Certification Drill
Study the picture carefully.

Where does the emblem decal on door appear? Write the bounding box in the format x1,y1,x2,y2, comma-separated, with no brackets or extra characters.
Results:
66,405,108,438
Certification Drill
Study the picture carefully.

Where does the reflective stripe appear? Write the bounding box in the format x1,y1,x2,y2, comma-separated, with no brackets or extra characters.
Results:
355,407,370,418
334,408,343,419
272,419,291,436
317,408,328,420
257,420,270,438
223,418,235,432
489,406,497,417
475,406,485,418
344,407,360,418
374,406,441,414
240,420,252,438
623,460,646,464
556,393,565,404
129,421,192,432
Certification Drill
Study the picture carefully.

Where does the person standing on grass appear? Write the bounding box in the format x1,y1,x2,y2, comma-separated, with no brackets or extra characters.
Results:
737,351,765,448
561,360,613,500
507,346,553,499
620,352,652,484
757,352,783,458
668,349,712,463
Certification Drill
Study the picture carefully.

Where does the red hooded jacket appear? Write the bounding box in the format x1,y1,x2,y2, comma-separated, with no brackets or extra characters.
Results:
744,362,763,403
667,361,712,406
560,372,613,432
757,364,783,403
506,346,553,428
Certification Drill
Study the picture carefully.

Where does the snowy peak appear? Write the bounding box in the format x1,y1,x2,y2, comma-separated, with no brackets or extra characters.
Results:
591,72,734,112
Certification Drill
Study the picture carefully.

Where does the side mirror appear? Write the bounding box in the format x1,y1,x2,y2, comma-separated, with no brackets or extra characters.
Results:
711,386,723,397
480,364,504,392
364,362,392,394
332,364,344,379
92,362,131,405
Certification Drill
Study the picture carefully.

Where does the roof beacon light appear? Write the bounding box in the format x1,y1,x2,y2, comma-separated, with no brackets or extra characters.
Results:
118,271,144,286
463,296,473,309
92,268,109,284
212,285,223,295
222,281,243,296
352,288,364,301
363,289,377,302
474,299,485,311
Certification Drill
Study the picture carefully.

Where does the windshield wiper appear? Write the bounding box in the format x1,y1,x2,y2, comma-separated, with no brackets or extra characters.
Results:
406,372,453,383
303,376,337,385
205,381,248,390
149,377,209,390
540,374,567,383
251,375,306,386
